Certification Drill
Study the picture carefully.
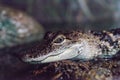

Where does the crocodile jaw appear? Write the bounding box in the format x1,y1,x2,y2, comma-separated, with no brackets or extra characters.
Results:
40,48,79,63
22,40,103,64
22,43,83,64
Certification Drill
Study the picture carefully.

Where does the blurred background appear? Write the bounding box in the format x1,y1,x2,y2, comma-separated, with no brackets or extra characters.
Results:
0,0,119,31
0,0,120,80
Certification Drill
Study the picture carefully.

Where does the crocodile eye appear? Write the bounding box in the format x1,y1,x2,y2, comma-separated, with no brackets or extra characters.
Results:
53,35,66,44
54,37,64,43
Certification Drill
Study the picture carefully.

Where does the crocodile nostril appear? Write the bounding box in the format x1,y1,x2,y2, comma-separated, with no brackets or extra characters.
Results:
25,54,32,58
21,54,32,62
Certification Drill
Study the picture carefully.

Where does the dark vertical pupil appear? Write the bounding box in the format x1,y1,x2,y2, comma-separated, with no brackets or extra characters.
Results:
55,37,64,43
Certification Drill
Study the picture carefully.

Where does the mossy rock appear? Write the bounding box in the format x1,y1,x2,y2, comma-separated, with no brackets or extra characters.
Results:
0,6,44,48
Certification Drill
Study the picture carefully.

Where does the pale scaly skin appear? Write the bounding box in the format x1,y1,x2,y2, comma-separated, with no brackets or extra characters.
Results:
20,28,120,64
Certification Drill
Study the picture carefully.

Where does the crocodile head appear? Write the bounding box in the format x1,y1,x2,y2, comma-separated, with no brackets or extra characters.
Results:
21,31,89,64
20,30,104,64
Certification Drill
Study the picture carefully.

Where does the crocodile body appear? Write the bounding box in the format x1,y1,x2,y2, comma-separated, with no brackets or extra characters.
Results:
20,28,120,64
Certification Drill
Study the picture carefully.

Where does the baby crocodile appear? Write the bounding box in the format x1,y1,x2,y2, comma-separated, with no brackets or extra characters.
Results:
21,28,120,64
